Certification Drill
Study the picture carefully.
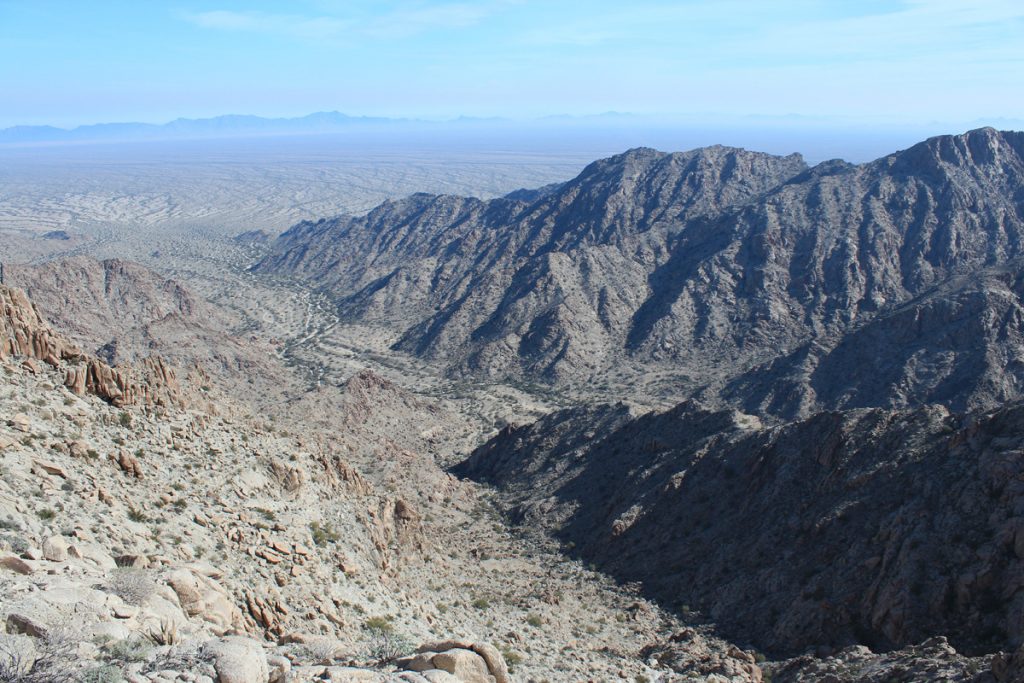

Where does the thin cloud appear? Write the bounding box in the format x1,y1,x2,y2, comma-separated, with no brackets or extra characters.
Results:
184,10,349,40
184,2,511,42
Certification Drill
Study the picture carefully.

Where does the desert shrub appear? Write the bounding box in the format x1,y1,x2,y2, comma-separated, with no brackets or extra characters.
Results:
0,631,80,683
365,627,413,665
503,650,523,672
298,639,340,665
127,508,148,523
363,617,392,633
144,618,180,646
101,637,152,664
104,568,157,606
144,641,211,675
0,534,29,555
309,521,340,546
79,665,123,683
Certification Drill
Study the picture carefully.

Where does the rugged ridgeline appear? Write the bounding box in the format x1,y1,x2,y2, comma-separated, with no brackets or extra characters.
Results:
255,145,808,388
458,398,1024,661
257,128,1024,418
1,257,208,364
0,283,182,408
1,256,300,416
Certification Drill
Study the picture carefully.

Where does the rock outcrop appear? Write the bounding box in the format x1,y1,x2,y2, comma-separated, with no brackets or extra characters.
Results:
460,398,1024,657
1,283,182,407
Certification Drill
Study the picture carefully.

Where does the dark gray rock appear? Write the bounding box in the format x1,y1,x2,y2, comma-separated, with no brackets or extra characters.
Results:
458,399,1024,657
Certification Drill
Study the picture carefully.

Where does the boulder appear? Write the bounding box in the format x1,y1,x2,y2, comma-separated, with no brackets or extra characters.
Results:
67,542,116,569
167,569,239,631
10,414,30,433
471,643,510,683
205,636,269,683
0,555,33,575
430,649,493,683
67,440,91,458
42,535,69,562
267,654,291,683
421,672,461,683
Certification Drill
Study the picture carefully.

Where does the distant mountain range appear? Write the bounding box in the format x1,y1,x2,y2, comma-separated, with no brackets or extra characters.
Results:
6,111,1022,149
0,111,413,145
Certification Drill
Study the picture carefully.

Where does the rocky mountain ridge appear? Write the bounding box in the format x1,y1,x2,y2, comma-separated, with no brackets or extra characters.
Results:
258,128,1024,419
1,283,182,408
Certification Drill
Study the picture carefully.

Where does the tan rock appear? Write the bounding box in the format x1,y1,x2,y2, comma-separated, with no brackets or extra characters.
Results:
471,643,511,683
115,450,144,478
32,459,68,479
321,667,386,682
404,652,437,672
67,439,90,458
265,654,291,683
6,612,48,637
10,413,30,432
67,542,116,569
430,649,493,683
42,535,69,562
205,636,269,683
167,569,239,631
421,672,461,683
115,554,150,568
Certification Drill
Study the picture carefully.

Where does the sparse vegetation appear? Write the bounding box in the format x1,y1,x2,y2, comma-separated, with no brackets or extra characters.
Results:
365,627,413,665
104,568,157,606
309,520,340,546
101,637,153,664
127,508,149,523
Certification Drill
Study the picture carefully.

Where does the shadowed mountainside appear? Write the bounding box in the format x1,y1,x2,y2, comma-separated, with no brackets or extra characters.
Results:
459,398,1024,658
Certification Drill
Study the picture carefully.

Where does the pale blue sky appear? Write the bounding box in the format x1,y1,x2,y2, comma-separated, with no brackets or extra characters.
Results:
1,0,1022,128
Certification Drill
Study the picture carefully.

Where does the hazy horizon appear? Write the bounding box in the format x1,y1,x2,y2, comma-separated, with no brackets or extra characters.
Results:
3,1,1022,130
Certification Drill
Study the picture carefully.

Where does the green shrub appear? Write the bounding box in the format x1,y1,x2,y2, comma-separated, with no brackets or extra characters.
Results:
363,616,393,632
309,521,340,546
503,650,523,672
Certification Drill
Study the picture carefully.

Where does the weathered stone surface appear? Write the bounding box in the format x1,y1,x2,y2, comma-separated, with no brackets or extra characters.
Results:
430,649,492,683
0,555,33,575
167,569,238,631
204,636,269,683
41,535,69,562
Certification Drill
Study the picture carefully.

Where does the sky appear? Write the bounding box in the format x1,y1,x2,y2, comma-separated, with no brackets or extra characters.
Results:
1,0,1023,129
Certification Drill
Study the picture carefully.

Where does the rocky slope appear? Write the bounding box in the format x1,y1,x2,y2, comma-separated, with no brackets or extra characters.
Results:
1,256,301,416
255,145,808,385
1,278,777,681
258,128,1024,418
459,397,1024,664
1,283,182,408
